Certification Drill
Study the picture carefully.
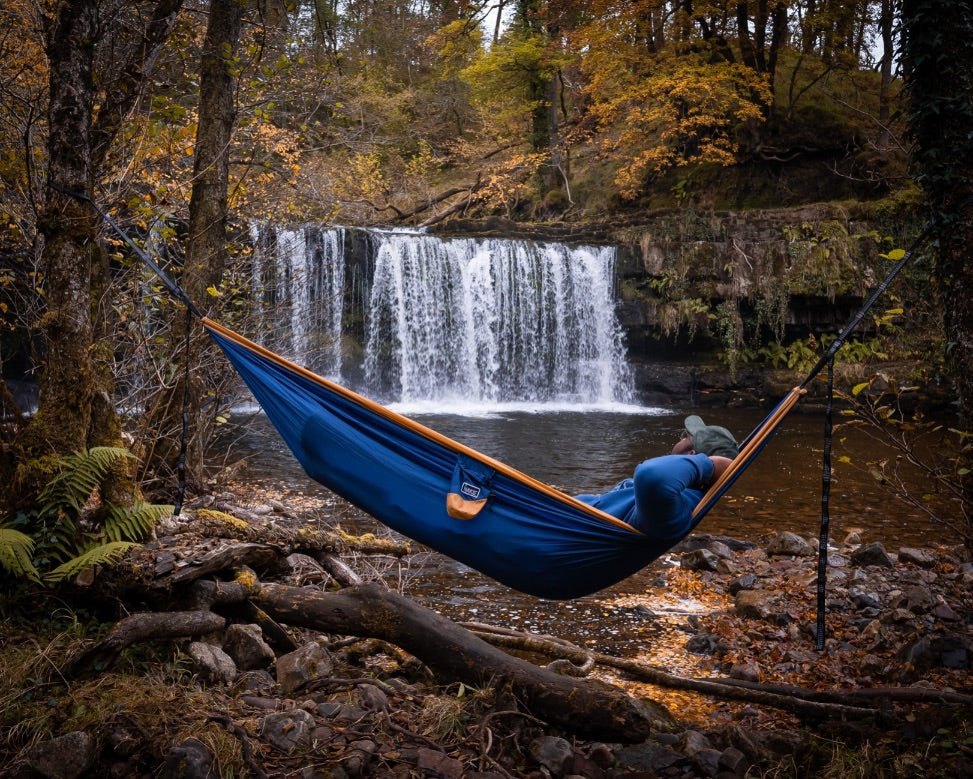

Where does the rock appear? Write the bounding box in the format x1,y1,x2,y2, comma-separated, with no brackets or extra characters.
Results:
707,539,735,559
342,739,378,778
931,602,959,620
681,548,720,571
223,624,275,670
898,547,937,568
529,735,575,776
232,669,279,695
162,738,215,779
729,661,760,682
848,588,881,609
586,743,615,768
719,745,749,774
900,585,937,615
734,589,780,620
692,747,722,777
417,747,463,778
850,542,894,568
27,731,96,779
898,634,971,671
728,573,758,594
613,741,682,773
260,709,316,753
276,640,334,694
859,619,882,639
188,641,237,684
766,532,815,557
358,683,390,712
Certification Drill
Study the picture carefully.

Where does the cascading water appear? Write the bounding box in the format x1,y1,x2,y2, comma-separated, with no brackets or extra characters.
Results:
249,225,634,408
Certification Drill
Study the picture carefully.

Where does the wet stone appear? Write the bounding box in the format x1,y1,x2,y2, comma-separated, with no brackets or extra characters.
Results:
27,731,96,779
898,547,937,568
162,738,214,779
260,709,316,754
850,542,894,568
766,532,815,558
529,735,575,776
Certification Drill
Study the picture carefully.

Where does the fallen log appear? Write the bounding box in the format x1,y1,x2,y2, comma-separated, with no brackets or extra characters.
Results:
65,610,225,677
250,580,661,742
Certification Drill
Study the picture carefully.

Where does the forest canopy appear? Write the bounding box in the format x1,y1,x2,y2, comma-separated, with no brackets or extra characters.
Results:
0,0,906,242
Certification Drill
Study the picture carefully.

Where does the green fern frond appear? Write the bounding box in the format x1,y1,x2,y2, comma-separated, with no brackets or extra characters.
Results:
43,541,137,584
103,503,173,543
0,527,40,582
39,447,134,516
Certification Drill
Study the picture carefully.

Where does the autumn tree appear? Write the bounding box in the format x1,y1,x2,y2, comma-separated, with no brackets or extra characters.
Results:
566,0,772,200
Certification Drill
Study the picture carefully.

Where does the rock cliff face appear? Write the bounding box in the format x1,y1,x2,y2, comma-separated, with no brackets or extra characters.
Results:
434,202,923,407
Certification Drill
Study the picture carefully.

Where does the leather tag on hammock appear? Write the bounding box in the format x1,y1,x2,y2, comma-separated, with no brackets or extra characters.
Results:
447,455,494,520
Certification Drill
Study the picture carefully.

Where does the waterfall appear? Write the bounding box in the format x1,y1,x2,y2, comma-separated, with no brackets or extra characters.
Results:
250,226,634,408
250,225,346,379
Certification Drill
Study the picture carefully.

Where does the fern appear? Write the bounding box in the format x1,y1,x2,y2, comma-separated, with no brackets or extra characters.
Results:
6,447,171,587
38,447,134,516
43,541,138,584
103,502,173,543
0,526,40,582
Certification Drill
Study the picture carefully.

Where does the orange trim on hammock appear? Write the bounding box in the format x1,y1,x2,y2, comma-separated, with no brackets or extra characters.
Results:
203,318,643,535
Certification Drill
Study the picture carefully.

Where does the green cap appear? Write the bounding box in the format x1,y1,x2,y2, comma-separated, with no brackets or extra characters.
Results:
685,415,739,458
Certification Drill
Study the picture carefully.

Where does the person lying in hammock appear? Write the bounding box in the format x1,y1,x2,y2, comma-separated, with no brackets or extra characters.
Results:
574,415,739,541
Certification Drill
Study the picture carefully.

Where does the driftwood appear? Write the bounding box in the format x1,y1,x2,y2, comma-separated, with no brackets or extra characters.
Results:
460,623,973,717
66,610,226,677
249,580,661,742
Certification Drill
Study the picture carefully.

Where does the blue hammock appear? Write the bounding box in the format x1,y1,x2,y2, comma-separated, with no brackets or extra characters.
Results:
203,319,799,599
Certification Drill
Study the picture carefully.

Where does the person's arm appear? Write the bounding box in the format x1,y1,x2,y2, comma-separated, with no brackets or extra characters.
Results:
631,453,714,540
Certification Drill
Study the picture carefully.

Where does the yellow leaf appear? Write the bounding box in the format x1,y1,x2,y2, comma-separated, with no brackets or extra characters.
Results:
206,286,220,297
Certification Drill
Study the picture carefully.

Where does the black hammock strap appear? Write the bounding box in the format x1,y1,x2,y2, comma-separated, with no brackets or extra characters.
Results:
686,217,939,648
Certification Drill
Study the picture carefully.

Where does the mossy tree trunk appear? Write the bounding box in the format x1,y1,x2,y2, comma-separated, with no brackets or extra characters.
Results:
13,0,185,508
902,0,973,545
18,0,102,497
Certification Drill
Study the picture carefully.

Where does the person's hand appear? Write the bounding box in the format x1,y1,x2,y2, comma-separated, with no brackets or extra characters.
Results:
709,455,733,483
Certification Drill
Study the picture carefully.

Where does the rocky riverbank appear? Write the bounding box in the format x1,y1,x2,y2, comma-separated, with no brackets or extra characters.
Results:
5,484,971,779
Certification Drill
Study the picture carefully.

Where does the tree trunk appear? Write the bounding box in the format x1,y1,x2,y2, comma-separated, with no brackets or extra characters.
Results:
878,0,894,124
19,0,101,492
252,581,657,742
144,0,245,493
902,0,973,548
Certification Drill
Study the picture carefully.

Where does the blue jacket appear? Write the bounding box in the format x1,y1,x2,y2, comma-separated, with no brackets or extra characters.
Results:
575,453,714,541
